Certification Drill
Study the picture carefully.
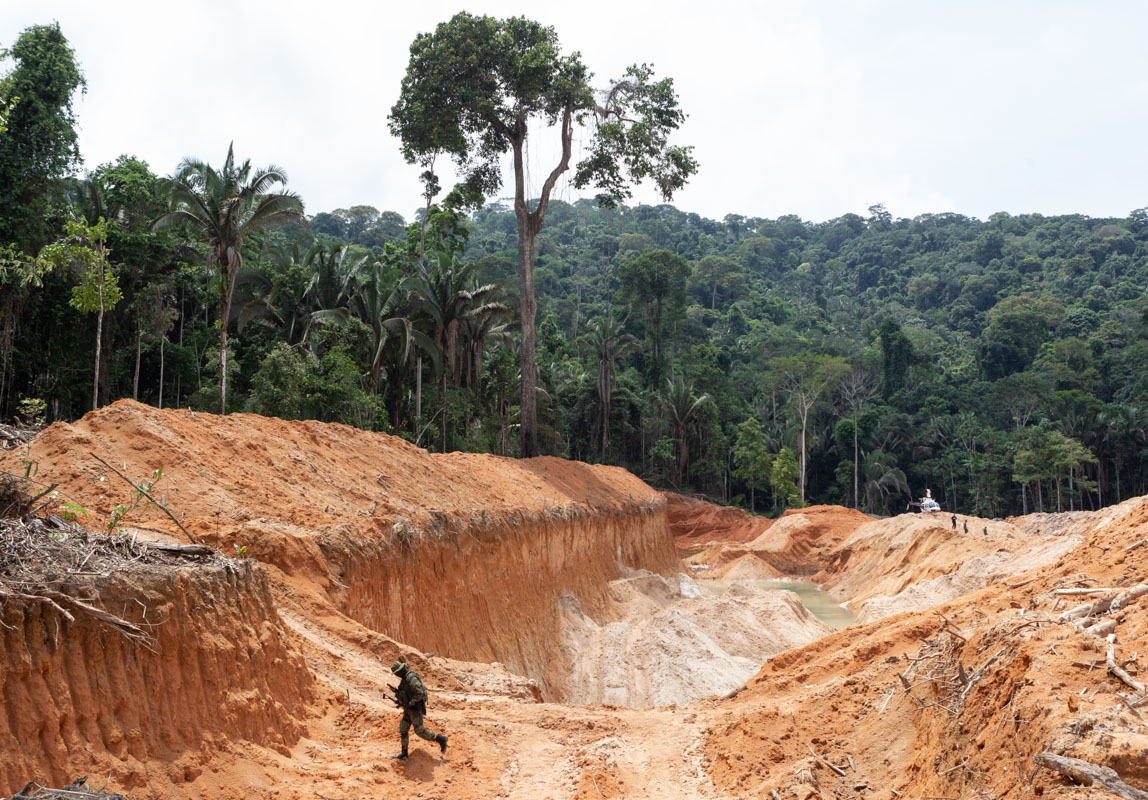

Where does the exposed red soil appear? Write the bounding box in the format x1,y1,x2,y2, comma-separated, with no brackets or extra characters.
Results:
2,401,1146,800
0,560,317,794
677,502,871,579
705,496,1148,800
665,492,770,549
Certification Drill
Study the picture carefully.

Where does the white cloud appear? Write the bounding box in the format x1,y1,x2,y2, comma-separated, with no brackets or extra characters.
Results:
3,0,1146,224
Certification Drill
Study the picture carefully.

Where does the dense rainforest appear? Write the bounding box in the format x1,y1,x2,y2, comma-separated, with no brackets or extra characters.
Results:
2,22,1146,519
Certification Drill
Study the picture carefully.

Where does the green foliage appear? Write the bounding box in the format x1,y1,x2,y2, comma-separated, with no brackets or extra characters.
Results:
770,446,800,510
105,467,164,534
156,143,305,413
733,416,772,511
0,242,51,289
877,317,914,397
244,341,378,427
617,248,688,377
40,218,124,315
18,443,37,479
389,12,696,457
16,397,46,428
58,501,88,524
0,24,84,251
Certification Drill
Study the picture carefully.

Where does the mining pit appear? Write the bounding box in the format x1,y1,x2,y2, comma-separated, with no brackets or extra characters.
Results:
1,401,1145,800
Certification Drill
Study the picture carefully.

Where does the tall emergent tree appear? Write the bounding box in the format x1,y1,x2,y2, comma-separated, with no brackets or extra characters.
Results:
770,354,850,505
156,144,304,414
389,12,697,457
0,24,85,252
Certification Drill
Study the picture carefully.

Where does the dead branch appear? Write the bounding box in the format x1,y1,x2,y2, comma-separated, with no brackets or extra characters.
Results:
1056,587,1124,596
42,589,152,645
0,584,76,622
89,452,198,544
1033,752,1148,800
936,610,966,640
807,743,847,777
1106,635,1145,694
1125,539,1146,552
959,648,1008,703
1116,693,1145,722
24,482,59,517
1008,576,1038,590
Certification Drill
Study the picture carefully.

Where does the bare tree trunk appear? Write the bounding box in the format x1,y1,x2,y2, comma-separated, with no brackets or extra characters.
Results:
517,219,538,457
219,313,228,414
93,267,105,411
512,108,573,459
219,258,239,415
133,328,141,401
853,410,859,509
415,356,422,421
158,334,165,410
798,410,808,505
439,367,448,453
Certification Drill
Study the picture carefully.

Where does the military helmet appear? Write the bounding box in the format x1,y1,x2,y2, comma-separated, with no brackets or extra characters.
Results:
390,660,406,675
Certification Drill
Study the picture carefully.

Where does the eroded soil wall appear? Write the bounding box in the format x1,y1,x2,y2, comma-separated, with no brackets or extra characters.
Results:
324,504,678,697
0,562,314,795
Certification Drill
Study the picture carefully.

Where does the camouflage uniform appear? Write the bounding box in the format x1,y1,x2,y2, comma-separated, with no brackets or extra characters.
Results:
391,662,447,759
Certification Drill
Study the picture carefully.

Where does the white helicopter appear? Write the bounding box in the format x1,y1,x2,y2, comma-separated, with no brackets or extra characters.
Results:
907,488,942,513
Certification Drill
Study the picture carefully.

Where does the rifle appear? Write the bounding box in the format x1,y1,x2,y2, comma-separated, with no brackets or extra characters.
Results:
386,680,404,708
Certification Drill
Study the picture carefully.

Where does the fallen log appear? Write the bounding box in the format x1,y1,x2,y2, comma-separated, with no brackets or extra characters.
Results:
1058,584,1148,623
1083,619,1116,637
139,541,215,557
1032,752,1148,800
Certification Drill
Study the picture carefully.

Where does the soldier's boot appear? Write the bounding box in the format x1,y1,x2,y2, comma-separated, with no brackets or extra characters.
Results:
435,734,448,754
391,750,408,762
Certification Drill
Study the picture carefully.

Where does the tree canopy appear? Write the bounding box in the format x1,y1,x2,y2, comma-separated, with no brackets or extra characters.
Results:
389,12,697,456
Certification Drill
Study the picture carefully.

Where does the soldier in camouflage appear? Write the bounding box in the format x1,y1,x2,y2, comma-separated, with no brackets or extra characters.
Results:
390,660,447,761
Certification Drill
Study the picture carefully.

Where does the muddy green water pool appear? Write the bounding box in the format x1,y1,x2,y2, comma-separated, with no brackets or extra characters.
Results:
697,579,856,629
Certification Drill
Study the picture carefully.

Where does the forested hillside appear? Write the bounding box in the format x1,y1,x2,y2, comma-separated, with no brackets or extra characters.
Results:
3,23,1146,519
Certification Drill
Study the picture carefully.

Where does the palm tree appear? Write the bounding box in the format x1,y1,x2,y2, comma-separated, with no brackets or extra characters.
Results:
346,259,432,397
1099,405,1146,503
859,449,909,515
578,314,640,461
460,293,514,400
155,143,304,413
660,375,713,487
301,241,366,341
410,251,504,452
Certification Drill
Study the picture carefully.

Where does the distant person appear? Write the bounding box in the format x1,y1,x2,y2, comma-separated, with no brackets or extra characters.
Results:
389,660,447,762
963,521,968,534
983,525,988,536
951,514,957,530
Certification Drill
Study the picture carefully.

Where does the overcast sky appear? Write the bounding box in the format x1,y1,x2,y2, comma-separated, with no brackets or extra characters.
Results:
3,0,1147,225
